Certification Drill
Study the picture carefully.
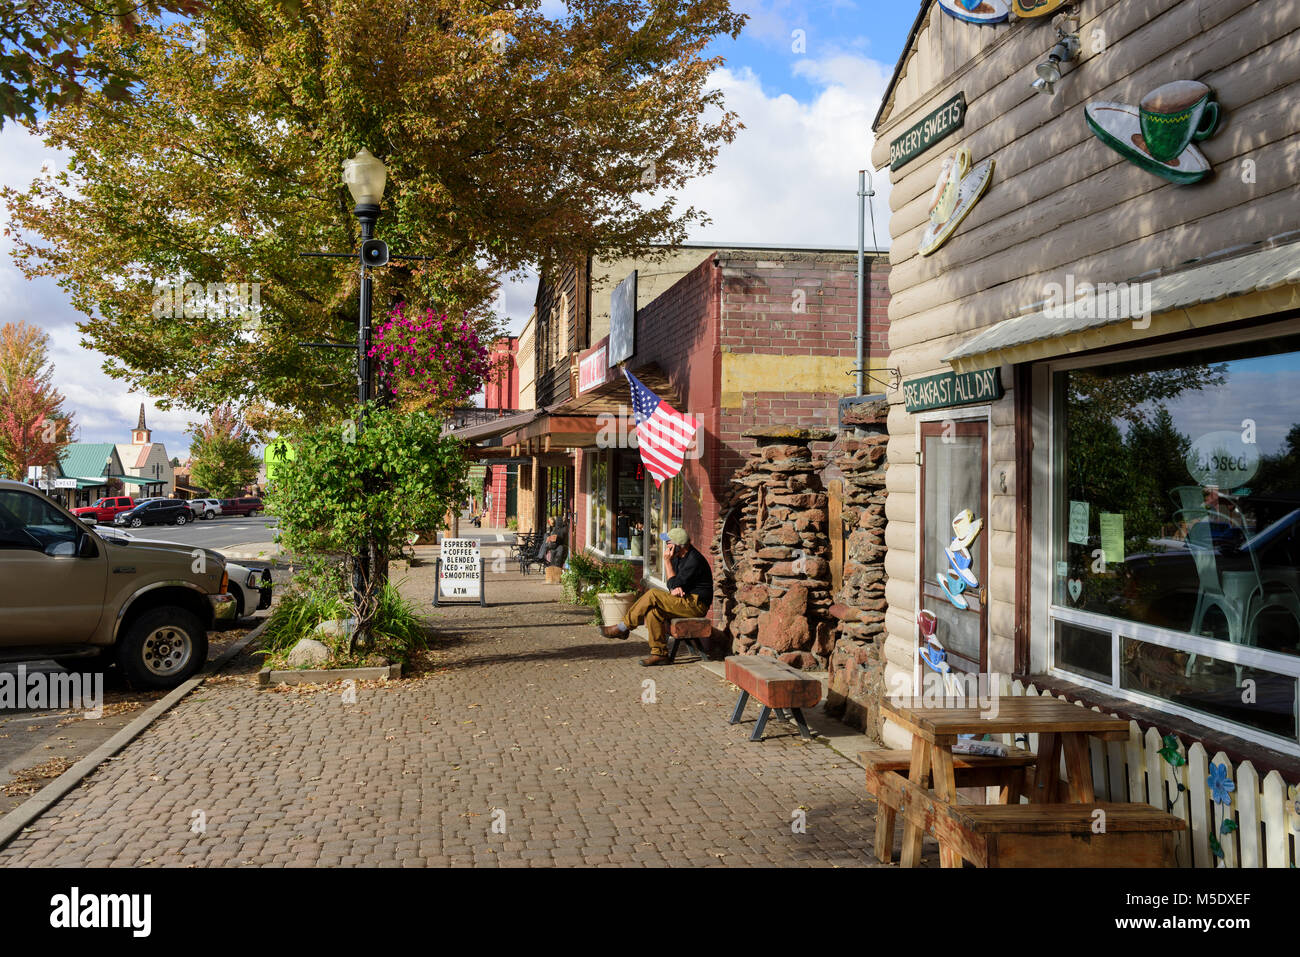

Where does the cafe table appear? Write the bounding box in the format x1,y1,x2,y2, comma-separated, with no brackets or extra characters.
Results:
879,695,1131,867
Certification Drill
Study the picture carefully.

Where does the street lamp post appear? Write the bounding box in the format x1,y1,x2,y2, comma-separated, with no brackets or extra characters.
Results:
341,148,390,420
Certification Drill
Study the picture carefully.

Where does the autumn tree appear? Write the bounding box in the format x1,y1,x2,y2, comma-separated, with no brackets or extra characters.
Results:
0,322,74,479
188,407,260,497
4,0,745,433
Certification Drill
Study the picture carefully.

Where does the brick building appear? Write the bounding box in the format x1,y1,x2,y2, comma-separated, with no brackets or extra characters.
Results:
492,243,890,602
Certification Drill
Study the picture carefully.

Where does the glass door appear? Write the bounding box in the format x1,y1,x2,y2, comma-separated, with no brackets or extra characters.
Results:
919,418,989,674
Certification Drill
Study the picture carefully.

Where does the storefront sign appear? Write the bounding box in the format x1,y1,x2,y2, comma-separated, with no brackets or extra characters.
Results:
903,368,1003,413
609,271,637,367
579,345,608,393
1185,430,1261,489
53,478,78,490
439,538,481,600
918,149,995,256
890,93,966,170
1085,81,1221,186
1011,0,1070,17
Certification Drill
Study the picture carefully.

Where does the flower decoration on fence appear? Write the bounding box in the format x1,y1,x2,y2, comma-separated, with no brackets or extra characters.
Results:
1206,762,1237,860
368,303,495,407
1157,734,1187,814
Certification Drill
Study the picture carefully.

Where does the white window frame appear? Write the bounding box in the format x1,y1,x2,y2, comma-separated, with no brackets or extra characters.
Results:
1037,318,1300,754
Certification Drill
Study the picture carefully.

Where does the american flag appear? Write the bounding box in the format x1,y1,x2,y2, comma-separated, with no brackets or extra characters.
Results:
623,368,698,487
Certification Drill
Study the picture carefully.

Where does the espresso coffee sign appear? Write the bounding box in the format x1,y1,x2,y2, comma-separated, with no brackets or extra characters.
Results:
904,367,1003,413
890,93,967,171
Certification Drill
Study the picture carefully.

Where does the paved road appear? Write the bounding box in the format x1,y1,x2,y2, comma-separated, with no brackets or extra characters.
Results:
0,570,899,867
99,514,279,552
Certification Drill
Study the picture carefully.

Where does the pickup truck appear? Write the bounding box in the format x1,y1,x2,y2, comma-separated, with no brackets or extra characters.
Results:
72,496,136,523
220,497,264,517
0,479,236,688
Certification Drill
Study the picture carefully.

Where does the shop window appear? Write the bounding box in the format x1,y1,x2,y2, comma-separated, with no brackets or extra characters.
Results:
589,455,609,553
1052,335,1300,745
613,452,644,558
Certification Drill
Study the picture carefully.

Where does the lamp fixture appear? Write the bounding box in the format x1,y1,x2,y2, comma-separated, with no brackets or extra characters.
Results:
1031,14,1082,95
341,148,389,208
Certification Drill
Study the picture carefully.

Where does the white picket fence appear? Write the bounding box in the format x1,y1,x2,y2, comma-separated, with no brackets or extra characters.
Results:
988,676,1299,868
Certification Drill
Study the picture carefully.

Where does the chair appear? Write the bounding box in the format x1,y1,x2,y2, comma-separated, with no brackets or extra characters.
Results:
1179,508,1300,681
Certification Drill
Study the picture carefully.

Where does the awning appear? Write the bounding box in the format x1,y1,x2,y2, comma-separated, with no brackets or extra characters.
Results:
112,475,162,487
499,409,607,452
944,238,1300,374
444,409,540,443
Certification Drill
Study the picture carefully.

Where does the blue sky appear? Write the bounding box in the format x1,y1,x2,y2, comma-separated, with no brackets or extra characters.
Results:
1,0,920,456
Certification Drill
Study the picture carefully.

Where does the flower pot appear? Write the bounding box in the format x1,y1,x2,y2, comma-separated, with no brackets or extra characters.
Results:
596,591,637,627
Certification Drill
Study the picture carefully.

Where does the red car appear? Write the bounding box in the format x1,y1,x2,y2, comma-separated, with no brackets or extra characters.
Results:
219,497,264,517
72,496,137,523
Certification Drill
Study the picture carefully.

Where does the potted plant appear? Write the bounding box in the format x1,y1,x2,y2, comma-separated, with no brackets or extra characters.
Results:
594,560,639,626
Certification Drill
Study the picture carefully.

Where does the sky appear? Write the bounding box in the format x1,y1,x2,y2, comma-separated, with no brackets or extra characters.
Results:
0,0,921,460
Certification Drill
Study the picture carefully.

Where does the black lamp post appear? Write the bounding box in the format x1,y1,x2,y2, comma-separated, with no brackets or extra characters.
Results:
341,148,390,419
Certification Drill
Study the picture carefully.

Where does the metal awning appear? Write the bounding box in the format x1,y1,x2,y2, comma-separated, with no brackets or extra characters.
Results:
444,409,540,443
944,238,1300,374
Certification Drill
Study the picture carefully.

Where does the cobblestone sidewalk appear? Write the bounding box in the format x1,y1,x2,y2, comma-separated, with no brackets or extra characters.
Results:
0,570,894,867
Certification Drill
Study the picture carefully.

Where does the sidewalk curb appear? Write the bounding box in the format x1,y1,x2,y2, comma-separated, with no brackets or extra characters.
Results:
0,618,269,851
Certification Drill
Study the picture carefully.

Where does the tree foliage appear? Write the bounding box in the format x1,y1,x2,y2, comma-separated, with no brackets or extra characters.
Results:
266,405,468,645
188,407,260,496
4,0,745,431
0,322,74,479
0,0,206,127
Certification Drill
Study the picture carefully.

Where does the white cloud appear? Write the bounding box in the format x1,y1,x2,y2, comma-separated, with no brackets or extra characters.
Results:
674,57,893,250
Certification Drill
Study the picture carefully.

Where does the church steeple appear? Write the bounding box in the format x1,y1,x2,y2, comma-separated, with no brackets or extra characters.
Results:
132,404,152,445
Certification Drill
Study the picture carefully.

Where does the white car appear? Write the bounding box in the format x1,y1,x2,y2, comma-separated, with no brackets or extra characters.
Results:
224,561,273,619
191,498,224,520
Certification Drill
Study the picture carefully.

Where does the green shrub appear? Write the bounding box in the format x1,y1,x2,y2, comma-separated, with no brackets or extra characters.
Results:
599,560,637,594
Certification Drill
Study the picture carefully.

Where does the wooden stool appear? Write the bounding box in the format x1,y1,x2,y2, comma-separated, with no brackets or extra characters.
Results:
724,655,822,741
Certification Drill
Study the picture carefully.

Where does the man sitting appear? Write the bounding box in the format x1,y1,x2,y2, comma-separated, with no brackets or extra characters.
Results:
601,527,713,667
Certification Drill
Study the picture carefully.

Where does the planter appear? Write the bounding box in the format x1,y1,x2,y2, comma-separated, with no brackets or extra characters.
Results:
596,591,637,626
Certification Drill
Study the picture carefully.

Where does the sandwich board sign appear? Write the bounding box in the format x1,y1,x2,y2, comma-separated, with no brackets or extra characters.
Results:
437,538,484,605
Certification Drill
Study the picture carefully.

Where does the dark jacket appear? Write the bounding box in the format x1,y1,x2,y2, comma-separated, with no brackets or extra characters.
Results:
667,545,713,606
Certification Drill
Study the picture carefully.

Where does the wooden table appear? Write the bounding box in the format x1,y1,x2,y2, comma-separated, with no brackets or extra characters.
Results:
880,696,1131,867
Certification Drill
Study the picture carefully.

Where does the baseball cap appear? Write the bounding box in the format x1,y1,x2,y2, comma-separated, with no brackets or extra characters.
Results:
659,527,689,546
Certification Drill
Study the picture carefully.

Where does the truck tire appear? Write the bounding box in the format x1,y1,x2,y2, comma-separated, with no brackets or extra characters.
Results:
116,607,207,689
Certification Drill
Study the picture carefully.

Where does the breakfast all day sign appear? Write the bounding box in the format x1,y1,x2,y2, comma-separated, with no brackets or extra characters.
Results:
904,368,1003,413
890,93,967,170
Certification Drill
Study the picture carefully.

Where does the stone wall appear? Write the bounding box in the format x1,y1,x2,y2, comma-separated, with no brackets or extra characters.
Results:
822,399,890,740
712,406,891,741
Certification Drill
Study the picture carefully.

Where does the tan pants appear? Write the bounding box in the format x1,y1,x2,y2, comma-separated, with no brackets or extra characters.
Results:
624,589,707,656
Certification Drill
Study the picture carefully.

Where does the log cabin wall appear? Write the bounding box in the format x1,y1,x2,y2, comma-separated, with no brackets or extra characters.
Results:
870,0,1300,749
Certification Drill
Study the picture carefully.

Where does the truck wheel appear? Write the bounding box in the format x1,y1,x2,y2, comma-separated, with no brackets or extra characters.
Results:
116,607,207,689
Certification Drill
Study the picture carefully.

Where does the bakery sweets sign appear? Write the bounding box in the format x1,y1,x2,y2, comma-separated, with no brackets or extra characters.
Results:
903,368,1003,413
890,92,967,170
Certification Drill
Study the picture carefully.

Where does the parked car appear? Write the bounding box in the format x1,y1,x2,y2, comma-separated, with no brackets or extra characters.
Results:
225,561,273,618
113,498,195,528
190,498,224,520
220,497,264,517
72,496,136,524
0,479,235,688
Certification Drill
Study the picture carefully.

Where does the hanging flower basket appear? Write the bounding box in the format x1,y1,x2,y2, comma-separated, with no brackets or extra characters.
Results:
368,303,494,405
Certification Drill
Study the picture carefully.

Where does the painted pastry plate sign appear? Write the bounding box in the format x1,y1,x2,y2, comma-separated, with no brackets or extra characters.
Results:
938,0,1010,24
1011,0,1071,16
889,92,967,170
903,367,1003,413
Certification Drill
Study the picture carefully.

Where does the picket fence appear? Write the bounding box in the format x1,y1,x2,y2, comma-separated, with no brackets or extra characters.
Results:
985,676,1299,868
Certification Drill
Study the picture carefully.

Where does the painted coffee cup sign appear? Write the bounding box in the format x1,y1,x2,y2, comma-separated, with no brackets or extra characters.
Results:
1140,81,1220,162
889,92,966,170
1185,430,1261,489
1086,80,1222,185
919,149,995,256
1011,0,1071,16
938,508,984,610
938,0,1010,25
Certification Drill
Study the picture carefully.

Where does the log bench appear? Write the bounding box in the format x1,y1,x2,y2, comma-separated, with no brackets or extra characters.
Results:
667,618,713,663
725,655,822,741
864,750,1185,867
861,747,1038,864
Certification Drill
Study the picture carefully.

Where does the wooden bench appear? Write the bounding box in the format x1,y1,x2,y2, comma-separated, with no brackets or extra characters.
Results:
865,752,1185,867
667,618,713,663
725,655,822,741
861,747,1038,864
